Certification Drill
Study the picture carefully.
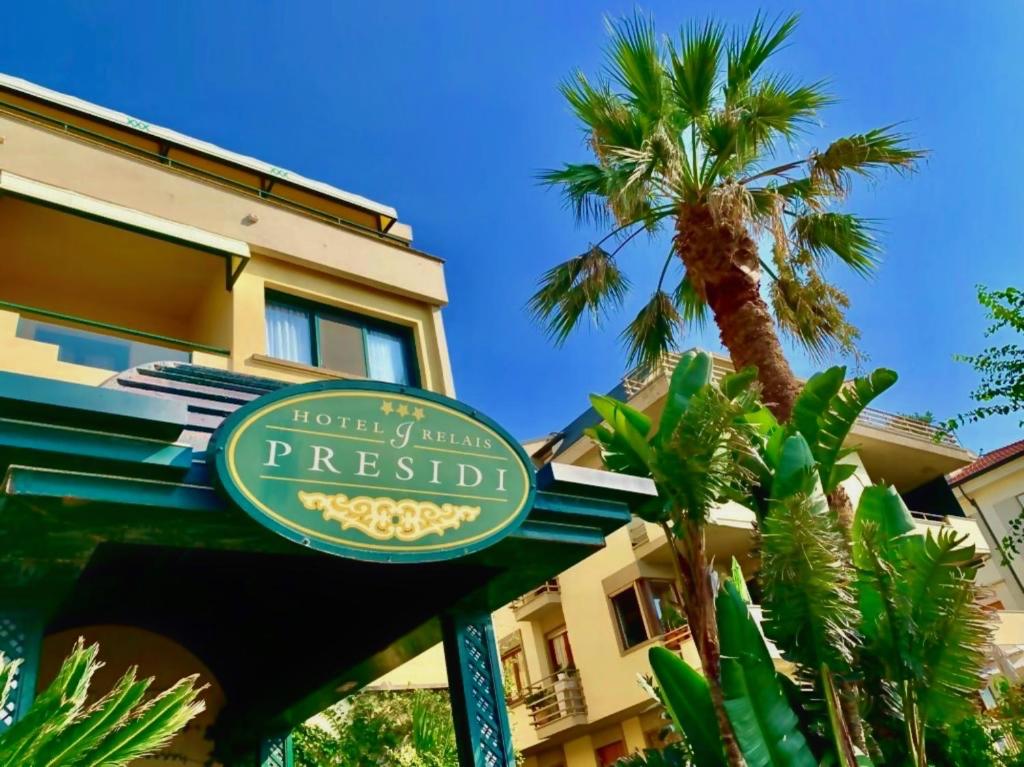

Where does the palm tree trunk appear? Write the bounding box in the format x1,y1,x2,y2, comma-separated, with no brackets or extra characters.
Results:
704,271,799,422
662,521,746,767
675,205,800,422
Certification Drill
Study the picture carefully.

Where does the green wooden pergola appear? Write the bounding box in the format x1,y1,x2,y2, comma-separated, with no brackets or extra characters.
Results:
0,362,644,766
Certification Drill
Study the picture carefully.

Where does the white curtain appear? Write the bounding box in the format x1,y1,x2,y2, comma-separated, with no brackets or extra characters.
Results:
366,329,409,385
266,303,312,365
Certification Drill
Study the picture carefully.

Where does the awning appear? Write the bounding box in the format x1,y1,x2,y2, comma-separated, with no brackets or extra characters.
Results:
0,170,250,289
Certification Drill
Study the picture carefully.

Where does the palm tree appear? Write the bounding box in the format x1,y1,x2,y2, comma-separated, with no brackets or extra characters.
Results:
532,13,923,421
0,638,206,766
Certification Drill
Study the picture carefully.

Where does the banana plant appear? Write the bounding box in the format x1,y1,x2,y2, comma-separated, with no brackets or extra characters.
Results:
852,486,993,767
648,484,993,767
587,350,764,767
649,581,817,767
0,638,206,767
743,366,898,519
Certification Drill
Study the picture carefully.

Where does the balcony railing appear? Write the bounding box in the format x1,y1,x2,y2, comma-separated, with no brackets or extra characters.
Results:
622,351,961,448
524,668,586,728
6,301,228,373
510,580,560,611
661,624,693,651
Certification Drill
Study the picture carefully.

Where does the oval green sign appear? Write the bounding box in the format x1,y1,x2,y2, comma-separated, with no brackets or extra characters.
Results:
209,381,536,563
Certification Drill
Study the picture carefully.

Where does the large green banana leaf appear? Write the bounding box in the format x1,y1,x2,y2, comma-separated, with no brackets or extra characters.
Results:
717,582,817,767
648,646,727,767
790,368,897,492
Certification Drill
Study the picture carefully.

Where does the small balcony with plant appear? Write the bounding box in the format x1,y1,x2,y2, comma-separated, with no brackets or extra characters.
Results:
523,667,587,735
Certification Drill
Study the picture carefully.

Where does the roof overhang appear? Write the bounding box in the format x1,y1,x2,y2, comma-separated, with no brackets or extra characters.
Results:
0,170,251,288
0,73,399,221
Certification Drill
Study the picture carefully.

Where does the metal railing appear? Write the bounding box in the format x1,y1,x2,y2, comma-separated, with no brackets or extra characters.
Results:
661,624,693,651
510,580,560,611
622,351,961,448
523,668,586,728
910,509,946,524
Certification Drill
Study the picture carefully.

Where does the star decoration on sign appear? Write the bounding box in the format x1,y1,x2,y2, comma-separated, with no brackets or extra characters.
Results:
412,407,425,421
380,400,394,415
396,404,410,417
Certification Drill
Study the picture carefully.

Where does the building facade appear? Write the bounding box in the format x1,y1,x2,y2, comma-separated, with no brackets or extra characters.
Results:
0,74,644,767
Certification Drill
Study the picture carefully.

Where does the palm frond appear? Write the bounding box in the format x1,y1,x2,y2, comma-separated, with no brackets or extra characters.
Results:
792,212,880,276
538,162,614,225
749,178,818,219
761,491,860,682
529,245,631,344
0,654,21,714
621,290,681,368
77,674,206,767
651,381,759,521
736,74,832,152
673,272,709,328
725,12,799,101
903,530,993,725
604,13,667,127
811,126,925,196
0,639,205,767
560,71,645,152
768,257,860,360
667,19,725,121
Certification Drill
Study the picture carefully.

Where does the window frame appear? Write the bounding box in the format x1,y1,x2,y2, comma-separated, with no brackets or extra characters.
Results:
265,290,419,386
609,583,651,651
544,625,575,674
609,578,686,653
500,644,529,703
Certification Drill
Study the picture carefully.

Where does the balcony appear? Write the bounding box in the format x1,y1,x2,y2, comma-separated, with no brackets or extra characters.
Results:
910,510,990,556
621,351,974,491
0,305,228,386
511,580,563,623
0,177,240,386
524,668,587,734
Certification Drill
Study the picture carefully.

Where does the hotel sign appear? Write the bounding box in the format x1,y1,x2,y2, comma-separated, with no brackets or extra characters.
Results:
210,381,535,563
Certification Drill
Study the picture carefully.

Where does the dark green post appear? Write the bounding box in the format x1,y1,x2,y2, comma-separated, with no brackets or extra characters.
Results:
442,611,515,767
258,732,294,767
0,606,43,731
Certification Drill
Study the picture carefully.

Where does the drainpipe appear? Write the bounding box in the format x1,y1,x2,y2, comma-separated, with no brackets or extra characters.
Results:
957,485,1024,597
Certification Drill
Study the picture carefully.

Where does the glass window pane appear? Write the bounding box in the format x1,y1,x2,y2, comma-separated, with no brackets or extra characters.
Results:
266,303,312,365
318,317,367,376
611,588,649,649
648,580,685,635
17,318,188,372
366,328,410,385
546,629,574,671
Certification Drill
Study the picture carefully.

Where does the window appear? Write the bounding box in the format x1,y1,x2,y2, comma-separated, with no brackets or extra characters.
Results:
501,646,528,702
611,587,649,650
610,579,686,651
264,293,417,385
595,741,627,767
644,580,685,635
545,626,575,672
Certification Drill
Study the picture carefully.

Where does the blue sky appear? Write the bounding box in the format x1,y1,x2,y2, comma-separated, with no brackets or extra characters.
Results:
2,1,1021,454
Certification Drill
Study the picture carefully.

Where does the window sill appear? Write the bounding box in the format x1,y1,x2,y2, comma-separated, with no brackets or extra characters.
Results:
248,354,367,381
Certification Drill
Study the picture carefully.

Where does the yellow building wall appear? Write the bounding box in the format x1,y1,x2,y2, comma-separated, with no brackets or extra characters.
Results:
0,111,456,396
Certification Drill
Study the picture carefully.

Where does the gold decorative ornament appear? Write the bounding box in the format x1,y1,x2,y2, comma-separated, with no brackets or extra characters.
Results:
298,491,480,542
